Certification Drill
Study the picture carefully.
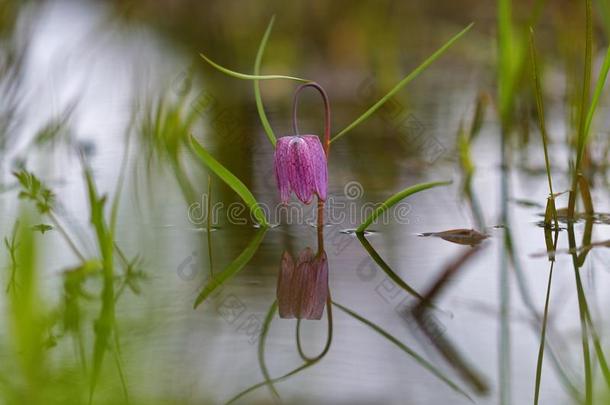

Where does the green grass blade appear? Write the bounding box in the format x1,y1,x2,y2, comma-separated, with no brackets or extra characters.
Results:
529,28,555,198
189,135,269,227
200,52,308,82
569,0,593,218
578,0,593,149
356,180,451,233
331,23,473,143
332,301,473,402
581,42,610,162
193,227,267,308
254,16,277,147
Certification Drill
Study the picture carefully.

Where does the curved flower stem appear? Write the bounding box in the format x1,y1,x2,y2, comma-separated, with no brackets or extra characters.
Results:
292,82,331,155
292,82,331,228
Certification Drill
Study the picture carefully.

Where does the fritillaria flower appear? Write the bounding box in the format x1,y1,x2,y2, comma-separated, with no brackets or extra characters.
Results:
274,135,328,204
274,82,330,205
277,248,328,320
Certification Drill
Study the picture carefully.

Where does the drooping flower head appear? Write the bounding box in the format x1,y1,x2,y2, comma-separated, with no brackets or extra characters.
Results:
274,135,327,204
276,248,328,320
274,82,330,205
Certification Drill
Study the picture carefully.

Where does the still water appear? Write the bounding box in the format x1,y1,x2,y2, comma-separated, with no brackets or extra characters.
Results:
2,1,610,404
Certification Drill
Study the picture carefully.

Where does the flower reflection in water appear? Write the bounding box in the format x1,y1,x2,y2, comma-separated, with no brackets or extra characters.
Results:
277,248,329,320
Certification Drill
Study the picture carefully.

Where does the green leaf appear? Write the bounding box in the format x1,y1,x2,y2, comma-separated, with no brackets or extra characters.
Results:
356,180,451,233
580,42,610,165
189,135,269,227
331,23,473,143
254,16,278,147
193,226,267,308
200,52,308,82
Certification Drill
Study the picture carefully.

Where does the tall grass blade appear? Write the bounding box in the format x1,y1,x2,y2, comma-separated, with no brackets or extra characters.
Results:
529,28,556,202
254,16,278,147
356,180,451,233
581,42,610,161
190,135,269,227
578,174,594,215
569,0,593,218
331,23,473,143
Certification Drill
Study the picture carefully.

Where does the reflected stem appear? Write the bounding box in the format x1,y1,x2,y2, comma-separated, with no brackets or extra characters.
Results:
533,229,559,405
296,295,333,362
258,300,280,401
568,222,592,405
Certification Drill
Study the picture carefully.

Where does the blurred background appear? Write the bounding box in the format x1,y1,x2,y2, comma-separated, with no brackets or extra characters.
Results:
2,0,610,404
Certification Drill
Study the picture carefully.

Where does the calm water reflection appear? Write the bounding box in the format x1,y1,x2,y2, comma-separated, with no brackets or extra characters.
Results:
2,1,610,405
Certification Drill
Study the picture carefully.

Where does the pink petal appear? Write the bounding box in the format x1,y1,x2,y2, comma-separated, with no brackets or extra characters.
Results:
301,135,328,201
274,137,292,204
287,137,316,204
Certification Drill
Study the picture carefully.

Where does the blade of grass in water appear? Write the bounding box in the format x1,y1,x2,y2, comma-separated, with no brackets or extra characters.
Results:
331,23,473,143
569,0,593,218
356,180,451,233
580,43,610,161
533,228,559,405
529,28,556,218
258,301,280,401
193,227,266,308
200,52,308,82
254,16,278,147
190,135,269,227
332,301,473,402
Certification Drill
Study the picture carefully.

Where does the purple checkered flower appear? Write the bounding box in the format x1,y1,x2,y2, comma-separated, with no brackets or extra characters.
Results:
274,135,328,204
